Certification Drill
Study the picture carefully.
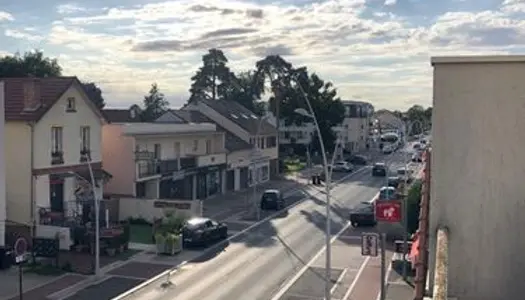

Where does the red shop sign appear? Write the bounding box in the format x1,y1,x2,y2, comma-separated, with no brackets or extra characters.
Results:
375,200,402,222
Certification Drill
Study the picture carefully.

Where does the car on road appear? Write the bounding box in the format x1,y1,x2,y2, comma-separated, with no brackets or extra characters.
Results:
182,217,228,246
347,155,368,165
413,143,422,150
396,167,414,183
349,202,376,227
387,176,401,188
332,161,354,172
260,189,285,210
372,163,387,177
378,186,397,200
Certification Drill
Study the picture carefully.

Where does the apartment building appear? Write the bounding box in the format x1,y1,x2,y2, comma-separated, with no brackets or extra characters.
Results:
3,77,108,248
429,55,525,300
156,110,255,191
0,83,5,248
103,108,228,201
338,100,374,153
182,98,278,182
263,111,315,156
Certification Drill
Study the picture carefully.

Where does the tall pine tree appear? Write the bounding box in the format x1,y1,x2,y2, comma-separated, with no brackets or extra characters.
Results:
189,48,234,101
141,83,169,121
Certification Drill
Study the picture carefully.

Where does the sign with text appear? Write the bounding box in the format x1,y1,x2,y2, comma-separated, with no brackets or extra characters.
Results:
361,233,379,257
375,200,402,222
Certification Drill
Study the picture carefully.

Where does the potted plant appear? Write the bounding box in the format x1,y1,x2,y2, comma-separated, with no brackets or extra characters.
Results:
155,233,166,254
163,233,182,255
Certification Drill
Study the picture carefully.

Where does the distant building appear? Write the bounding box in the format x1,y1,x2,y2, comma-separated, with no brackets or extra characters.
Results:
338,100,374,153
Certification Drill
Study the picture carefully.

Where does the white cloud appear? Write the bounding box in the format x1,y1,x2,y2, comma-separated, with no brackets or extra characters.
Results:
0,11,13,21
5,29,44,42
56,3,87,15
2,0,524,110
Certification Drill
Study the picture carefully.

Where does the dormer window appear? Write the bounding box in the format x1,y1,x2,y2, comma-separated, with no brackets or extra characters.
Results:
66,97,76,112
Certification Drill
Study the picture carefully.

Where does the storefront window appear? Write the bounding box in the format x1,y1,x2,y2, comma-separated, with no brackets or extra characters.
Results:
207,171,221,196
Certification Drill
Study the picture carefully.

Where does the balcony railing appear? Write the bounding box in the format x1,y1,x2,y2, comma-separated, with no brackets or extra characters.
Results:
137,157,197,179
51,151,64,165
138,162,160,178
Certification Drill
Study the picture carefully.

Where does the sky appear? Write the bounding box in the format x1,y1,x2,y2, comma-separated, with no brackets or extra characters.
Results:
0,0,524,111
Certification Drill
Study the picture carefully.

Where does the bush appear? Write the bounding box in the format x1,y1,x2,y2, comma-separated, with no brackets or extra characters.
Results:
406,179,423,234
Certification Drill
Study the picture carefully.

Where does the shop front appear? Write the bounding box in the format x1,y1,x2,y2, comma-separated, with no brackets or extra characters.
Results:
159,171,193,200
249,160,270,186
196,165,226,200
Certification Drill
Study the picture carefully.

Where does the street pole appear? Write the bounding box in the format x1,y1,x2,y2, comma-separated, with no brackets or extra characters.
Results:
380,233,387,300
294,90,332,300
85,157,100,278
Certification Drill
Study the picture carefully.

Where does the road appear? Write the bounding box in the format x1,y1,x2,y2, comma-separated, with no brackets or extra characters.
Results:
121,149,415,300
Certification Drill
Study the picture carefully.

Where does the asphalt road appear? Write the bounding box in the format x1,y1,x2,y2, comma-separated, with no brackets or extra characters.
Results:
125,149,414,300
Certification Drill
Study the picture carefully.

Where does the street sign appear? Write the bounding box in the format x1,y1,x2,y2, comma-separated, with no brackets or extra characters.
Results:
14,237,28,265
361,233,379,257
375,200,402,222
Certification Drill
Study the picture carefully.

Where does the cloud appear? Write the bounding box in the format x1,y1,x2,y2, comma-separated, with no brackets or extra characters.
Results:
0,11,13,21
4,28,44,42
1,0,524,111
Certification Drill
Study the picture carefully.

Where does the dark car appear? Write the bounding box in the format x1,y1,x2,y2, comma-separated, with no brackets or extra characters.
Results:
260,189,285,210
182,217,228,246
378,186,397,200
349,202,376,227
387,176,401,188
372,163,387,177
348,155,368,165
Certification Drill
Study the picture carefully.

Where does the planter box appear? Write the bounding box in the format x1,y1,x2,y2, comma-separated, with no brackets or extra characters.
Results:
155,234,183,256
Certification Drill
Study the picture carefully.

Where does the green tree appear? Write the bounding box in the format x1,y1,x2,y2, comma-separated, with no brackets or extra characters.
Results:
81,82,106,109
141,83,169,121
189,48,233,101
227,71,265,115
406,105,427,135
0,51,62,78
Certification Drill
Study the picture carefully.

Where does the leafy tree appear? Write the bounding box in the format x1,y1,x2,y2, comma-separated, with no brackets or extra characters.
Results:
141,83,169,121
81,82,106,109
0,50,62,78
227,71,265,115
189,48,233,101
406,104,432,134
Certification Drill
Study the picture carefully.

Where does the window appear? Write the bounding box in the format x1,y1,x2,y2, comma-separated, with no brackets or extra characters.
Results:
51,127,63,153
154,144,161,159
174,142,181,157
80,126,90,151
267,136,277,147
298,131,304,139
284,132,290,139
205,139,212,154
66,97,76,112
135,182,146,198
193,140,199,152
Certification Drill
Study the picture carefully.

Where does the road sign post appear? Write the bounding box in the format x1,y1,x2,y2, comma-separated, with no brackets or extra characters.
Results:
14,237,28,300
361,233,379,257
380,233,386,300
375,200,402,222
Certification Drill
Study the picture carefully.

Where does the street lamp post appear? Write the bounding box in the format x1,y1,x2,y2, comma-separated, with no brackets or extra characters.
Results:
401,119,423,280
292,104,332,300
71,155,101,278
251,115,270,221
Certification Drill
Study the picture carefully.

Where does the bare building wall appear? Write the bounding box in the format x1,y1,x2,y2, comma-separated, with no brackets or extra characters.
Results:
429,56,525,300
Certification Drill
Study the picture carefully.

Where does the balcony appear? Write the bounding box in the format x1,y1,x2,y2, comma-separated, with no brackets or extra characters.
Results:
138,162,160,178
51,151,64,165
80,149,91,163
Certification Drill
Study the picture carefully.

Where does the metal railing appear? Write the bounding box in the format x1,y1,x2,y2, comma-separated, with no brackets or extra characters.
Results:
433,227,449,300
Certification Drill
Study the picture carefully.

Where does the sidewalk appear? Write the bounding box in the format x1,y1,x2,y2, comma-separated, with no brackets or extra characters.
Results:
384,253,416,300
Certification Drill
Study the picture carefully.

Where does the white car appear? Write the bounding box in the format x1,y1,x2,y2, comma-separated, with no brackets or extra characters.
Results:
332,161,354,172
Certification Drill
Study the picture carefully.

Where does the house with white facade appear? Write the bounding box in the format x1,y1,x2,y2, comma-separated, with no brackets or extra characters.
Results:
102,108,229,204
181,98,278,186
3,77,108,249
338,100,374,153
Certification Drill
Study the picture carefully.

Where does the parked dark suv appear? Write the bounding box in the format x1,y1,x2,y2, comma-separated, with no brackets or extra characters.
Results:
349,202,376,227
372,163,387,177
260,189,285,210
182,217,228,246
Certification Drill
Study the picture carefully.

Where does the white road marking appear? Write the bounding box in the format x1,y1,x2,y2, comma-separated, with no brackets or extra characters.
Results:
375,253,394,300
330,268,348,296
341,256,371,300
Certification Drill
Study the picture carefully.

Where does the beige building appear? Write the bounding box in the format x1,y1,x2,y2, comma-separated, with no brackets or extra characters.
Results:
103,108,228,201
0,83,5,247
3,77,107,249
429,55,525,300
337,100,374,153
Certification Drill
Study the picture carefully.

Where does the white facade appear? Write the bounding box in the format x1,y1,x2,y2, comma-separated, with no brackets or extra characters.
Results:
429,55,525,300
266,112,315,145
0,83,5,247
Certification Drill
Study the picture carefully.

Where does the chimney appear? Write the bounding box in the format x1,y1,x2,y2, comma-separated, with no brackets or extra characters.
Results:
23,78,41,111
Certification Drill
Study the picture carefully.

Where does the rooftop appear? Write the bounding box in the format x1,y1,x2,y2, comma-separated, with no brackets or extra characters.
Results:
431,55,525,65
122,122,218,136
195,98,277,135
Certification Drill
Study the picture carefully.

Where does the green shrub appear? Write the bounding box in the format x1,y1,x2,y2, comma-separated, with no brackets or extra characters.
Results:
406,179,423,234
